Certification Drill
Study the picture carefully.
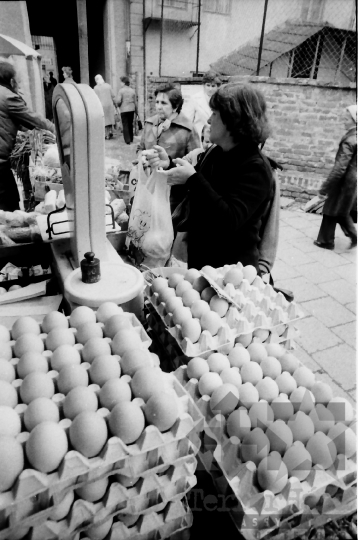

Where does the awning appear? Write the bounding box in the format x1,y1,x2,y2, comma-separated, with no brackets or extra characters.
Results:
0,34,41,59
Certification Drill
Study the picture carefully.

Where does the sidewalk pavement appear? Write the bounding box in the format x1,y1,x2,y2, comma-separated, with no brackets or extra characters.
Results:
107,133,356,407
272,204,356,406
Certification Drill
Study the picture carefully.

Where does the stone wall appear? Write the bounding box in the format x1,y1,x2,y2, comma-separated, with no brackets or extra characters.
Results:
147,75,356,202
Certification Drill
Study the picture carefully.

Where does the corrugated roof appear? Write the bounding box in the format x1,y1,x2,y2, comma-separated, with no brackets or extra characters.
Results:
210,21,332,75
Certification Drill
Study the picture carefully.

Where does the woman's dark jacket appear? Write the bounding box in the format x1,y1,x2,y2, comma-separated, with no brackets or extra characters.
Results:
186,141,274,270
320,126,357,217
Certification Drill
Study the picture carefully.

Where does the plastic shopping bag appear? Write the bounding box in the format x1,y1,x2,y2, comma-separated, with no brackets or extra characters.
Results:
125,154,174,268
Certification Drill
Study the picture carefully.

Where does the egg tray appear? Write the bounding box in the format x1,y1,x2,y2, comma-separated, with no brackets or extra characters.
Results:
29,498,193,540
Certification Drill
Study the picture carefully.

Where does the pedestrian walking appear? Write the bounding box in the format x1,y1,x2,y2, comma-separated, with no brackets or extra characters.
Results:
94,74,116,139
49,71,57,87
43,74,54,121
116,76,137,144
314,105,357,250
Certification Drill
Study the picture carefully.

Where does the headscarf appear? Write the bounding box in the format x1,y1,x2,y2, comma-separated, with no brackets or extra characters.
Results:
156,111,178,139
347,105,357,123
95,75,105,85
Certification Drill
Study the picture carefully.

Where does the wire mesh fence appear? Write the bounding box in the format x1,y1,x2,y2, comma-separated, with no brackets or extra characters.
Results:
143,0,356,84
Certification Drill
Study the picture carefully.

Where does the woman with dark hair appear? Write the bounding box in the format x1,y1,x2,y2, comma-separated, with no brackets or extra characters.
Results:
138,82,200,212
116,76,137,144
146,84,274,270
182,71,222,143
62,66,74,83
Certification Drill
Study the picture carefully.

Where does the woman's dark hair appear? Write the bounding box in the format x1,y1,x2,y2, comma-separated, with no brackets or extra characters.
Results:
209,84,270,144
120,76,130,86
0,61,16,86
202,71,222,86
154,83,183,114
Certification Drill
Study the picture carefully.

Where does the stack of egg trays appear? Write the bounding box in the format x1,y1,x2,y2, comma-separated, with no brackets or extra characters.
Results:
144,270,300,359
0,373,204,540
174,365,357,540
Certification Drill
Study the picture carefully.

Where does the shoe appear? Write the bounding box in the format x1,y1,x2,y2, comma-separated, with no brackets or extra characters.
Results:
109,133,113,139
313,240,334,250
105,136,109,140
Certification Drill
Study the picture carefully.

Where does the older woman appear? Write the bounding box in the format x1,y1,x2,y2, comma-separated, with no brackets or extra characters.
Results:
146,84,274,270
138,83,200,212
94,74,116,139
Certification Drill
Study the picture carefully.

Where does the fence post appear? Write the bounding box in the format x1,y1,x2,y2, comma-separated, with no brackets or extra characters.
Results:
196,0,201,74
159,0,164,76
256,0,269,76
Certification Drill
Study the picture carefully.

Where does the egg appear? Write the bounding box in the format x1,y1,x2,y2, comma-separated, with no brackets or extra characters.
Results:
187,357,209,380
309,404,335,434
207,353,230,374
63,387,98,420
76,476,109,502
0,381,18,408
260,356,282,379
210,384,239,415
69,306,96,329
256,377,279,403
241,428,270,466
266,420,293,454
0,359,15,383
86,517,113,540
20,372,55,404
76,322,103,345
283,442,312,481
190,299,210,319
131,367,167,401
192,276,210,293
279,352,299,374
82,337,111,363
228,345,250,368
165,296,183,314
120,348,152,376
327,397,354,425
247,343,268,364
99,378,132,410
198,372,223,396
290,387,315,414
0,436,24,492
111,329,143,356
176,279,192,297
227,408,251,439
49,490,74,521
168,273,185,288
9,285,22,292
49,344,81,371
181,318,201,343
242,265,257,284
17,351,48,378
200,311,222,336
257,453,288,494
201,287,216,303
209,295,229,318
70,411,108,457
271,395,294,422
26,422,68,472
45,328,76,351
172,305,192,326
0,325,11,342
96,302,123,324
109,401,145,443
182,288,201,308
158,287,176,304
145,393,179,432
328,423,356,458
220,367,242,390
1,343,12,361
239,383,259,409
57,364,89,394
223,268,243,287
41,311,69,333
310,382,333,405
265,343,285,358
275,372,297,396
241,362,263,385
24,397,60,431
235,332,253,348
0,406,21,437
201,265,218,280
288,411,315,444
292,366,315,390
249,401,274,429
306,432,337,469
151,277,168,294
89,355,121,386
12,317,41,339
184,268,202,285
14,334,44,358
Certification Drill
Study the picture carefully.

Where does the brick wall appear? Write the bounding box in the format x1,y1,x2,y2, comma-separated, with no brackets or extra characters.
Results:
147,75,356,202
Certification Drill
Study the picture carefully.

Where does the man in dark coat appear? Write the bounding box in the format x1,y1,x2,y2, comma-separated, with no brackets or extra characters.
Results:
0,61,55,211
314,105,357,250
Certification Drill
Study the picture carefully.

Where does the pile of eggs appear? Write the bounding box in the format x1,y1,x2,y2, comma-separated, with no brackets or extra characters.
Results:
0,303,182,496
186,341,356,495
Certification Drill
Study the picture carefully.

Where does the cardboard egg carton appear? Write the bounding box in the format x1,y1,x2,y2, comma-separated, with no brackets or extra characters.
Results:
29,498,192,540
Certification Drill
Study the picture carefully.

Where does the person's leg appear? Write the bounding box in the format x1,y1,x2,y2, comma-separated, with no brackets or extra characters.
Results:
337,215,357,248
0,165,20,211
128,111,135,143
105,125,111,139
315,214,336,249
121,113,131,144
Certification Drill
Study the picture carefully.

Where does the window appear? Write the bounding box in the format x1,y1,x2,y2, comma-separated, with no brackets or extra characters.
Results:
203,0,231,14
157,0,188,8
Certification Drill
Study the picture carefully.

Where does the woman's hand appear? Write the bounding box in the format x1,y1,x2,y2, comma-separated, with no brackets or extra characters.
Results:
162,158,196,186
142,145,170,170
